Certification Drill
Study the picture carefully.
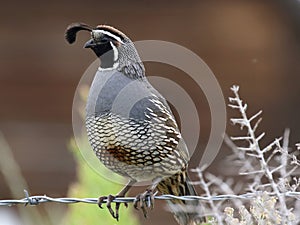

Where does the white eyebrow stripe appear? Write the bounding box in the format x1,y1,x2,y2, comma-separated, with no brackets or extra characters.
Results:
94,29,124,44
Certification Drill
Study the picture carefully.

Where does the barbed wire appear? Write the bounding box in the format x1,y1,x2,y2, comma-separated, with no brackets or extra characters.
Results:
0,190,300,207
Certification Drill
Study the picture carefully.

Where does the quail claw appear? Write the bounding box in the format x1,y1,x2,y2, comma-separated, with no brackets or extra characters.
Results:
98,196,106,209
133,189,155,218
97,195,123,221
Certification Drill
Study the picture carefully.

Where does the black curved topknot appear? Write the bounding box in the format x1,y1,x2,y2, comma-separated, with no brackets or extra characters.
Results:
65,23,93,44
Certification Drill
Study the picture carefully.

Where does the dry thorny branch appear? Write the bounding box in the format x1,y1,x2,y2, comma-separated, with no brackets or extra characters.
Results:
191,85,300,224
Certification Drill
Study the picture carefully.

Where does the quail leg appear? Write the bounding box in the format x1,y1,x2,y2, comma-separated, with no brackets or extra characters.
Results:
98,179,136,221
133,178,161,218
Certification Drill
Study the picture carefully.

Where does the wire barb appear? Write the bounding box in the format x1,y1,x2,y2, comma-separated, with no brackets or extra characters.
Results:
24,190,40,206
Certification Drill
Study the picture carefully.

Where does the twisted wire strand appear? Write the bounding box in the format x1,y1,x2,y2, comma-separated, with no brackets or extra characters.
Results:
0,190,299,206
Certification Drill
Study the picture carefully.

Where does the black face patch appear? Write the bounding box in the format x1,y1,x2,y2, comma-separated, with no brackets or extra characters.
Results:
91,41,113,57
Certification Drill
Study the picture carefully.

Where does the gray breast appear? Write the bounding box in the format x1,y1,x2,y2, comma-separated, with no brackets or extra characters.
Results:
86,69,132,116
86,69,171,122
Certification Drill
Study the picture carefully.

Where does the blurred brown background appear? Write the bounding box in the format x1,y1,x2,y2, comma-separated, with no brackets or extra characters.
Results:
0,0,299,224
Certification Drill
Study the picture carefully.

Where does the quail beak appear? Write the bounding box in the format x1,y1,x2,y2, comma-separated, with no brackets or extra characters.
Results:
84,39,95,48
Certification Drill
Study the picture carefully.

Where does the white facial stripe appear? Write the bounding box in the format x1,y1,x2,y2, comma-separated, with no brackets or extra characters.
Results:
98,62,119,71
93,30,124,44
109,41,118,62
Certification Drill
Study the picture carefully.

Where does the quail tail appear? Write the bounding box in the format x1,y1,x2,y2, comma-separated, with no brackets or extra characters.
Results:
157,170,203,225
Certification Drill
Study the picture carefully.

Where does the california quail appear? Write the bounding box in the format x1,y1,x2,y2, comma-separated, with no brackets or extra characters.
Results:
66,23,202,225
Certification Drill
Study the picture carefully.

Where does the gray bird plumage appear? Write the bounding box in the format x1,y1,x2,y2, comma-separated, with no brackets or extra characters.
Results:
86,68,187,182
66,23,203,225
